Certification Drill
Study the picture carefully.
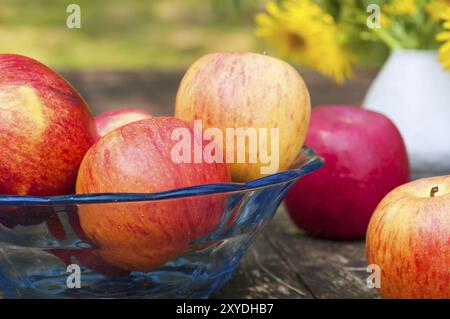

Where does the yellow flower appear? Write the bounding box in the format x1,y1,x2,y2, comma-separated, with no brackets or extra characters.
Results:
255,0,353,83
437,9,450,69
383,0,416,16
381,13,391,28
427,0,450,20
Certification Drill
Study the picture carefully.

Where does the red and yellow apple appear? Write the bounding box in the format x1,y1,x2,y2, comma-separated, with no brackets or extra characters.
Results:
76,117,231,271
175,52,310,182
46,209,129,278
366,175,450,299
95,108,152,137
285,105,410,239
0,54,97,195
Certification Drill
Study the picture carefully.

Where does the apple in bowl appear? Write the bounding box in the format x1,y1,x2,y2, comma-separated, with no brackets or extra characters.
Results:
175,52,311,182
366,175,450,298
285,105,410,239
76,117,231,271
46,208,129,278
95,108,152,137
0,54,97,196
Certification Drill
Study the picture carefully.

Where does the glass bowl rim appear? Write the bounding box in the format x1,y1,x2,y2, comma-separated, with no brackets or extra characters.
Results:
0,146,323,206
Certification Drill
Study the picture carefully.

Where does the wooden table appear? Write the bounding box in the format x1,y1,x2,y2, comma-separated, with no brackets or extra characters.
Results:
213,206,379,298
66,70,382,298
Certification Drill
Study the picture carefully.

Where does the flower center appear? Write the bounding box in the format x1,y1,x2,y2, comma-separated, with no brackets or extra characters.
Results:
287,33,306,50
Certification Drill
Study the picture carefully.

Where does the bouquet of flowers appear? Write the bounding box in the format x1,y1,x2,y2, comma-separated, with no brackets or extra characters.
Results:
255,0,450,83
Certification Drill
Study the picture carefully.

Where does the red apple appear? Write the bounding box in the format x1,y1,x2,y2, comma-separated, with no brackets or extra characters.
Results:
76,117,231,271
0,206,54,228
49,249,129,278
0,54,97,195
366,175,450,298
285,105,410,239
95,108,152,137
46,209,129,278
175,52,310,182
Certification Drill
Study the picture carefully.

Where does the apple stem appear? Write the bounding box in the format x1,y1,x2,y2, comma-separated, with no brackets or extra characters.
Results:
430,186,439,198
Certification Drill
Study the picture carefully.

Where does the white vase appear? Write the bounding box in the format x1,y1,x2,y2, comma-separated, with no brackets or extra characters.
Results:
363,50,450,177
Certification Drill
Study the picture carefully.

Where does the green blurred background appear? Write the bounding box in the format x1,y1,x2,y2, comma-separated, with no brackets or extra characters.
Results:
0,0,268,70
0,0,378,115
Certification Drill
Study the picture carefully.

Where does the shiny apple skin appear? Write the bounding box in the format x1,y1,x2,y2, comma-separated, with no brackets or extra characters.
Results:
175,52,310,182
95,108,152,137
366,175,450,298
285,105,410,239
76,117,231,271
0,54,97,195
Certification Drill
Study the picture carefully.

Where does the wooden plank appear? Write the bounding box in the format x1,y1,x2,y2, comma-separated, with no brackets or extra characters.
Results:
260,209,379,299
213,233,313,299
214,207,379,299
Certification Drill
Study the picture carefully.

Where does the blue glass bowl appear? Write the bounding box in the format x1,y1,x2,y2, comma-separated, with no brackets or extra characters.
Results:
0,147,323,299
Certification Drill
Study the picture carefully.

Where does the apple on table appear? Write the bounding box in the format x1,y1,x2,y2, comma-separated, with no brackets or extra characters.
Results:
366,175,450,299
285,105,410,239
